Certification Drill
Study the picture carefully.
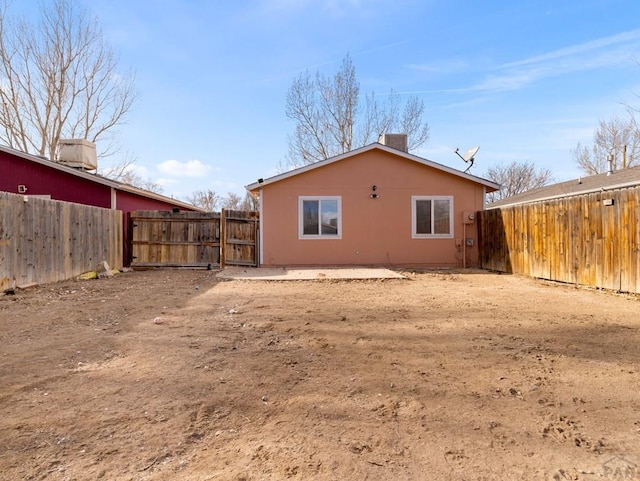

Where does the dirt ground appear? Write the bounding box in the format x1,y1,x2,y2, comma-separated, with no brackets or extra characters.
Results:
1,268,640,481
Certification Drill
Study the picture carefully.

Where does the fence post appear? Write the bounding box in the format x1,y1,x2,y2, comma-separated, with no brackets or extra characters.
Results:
220,209,226,269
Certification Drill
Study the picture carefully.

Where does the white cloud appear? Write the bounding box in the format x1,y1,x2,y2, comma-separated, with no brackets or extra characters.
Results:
258,0,381,14
412,29,640,97
407,59,470,75
156,178,179,187
157,159,215,177
128,164,151,177
469,71,539,93
502,29,640,69
468,29,640,94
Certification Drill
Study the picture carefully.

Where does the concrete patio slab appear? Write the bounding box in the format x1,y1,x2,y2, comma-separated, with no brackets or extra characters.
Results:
216,267,406,280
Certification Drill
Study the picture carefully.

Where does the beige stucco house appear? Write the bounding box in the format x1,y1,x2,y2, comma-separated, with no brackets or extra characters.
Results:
246,136,500,268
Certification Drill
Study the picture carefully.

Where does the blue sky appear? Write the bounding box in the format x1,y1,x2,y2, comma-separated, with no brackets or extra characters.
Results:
17,1,640,201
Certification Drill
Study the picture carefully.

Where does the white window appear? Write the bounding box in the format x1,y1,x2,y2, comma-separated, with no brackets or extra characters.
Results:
412,196,453,238
299,196,341,239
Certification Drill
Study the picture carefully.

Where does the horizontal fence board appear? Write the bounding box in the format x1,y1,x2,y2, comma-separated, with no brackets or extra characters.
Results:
479,185,640,294
225,239,257,246
131,240,221,247
0,192,123,290
130,263,214,268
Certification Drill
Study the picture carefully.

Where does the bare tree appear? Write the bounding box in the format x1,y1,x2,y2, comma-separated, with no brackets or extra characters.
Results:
221,192,242,210
94,152,163,193
485,161,553,202
0,0,137,161
97,154,137,182
241,192,259,211
118,171,163,194
187,189,221,211
284,54,429,168
572,115,640,175
186,190,260,211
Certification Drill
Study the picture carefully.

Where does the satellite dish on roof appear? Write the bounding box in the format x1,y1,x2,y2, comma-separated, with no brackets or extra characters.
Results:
454,146,480,173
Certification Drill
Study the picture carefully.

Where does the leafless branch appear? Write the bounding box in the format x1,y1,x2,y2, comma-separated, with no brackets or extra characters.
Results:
572,114,640,175
284,54,429,169
0,0,137,161
485,161,553,202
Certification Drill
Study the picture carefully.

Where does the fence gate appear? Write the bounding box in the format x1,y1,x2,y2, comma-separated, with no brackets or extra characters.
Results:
130,211,221,267
221,209,259,267
129,209,259,268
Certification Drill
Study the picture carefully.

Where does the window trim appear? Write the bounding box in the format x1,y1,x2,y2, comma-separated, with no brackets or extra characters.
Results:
298,196,342,240
411,195,454,239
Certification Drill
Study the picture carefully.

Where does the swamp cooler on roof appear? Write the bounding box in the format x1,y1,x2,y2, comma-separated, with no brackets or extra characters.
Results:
57,139,98,171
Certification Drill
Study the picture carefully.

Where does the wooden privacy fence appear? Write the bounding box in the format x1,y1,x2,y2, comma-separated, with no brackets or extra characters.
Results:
0,192,123,290
130,209,258,268
479,186,640,294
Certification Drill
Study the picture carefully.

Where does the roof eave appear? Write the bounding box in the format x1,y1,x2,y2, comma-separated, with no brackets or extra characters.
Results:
0,144,205,212
487,178,640,209
246,143,501,192
116,183,206,211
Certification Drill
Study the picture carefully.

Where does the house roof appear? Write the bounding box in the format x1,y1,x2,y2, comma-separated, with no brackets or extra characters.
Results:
245,142,501,192
487,165,640,209
0,144,204,211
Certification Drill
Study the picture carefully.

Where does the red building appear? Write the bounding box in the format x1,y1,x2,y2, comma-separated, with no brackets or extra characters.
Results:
0,140,203,265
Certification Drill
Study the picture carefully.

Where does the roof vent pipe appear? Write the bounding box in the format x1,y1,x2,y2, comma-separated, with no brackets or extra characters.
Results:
607,154,614,176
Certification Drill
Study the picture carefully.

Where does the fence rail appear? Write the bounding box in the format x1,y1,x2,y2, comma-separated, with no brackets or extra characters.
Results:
0,192,123,290
479,186,640,294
